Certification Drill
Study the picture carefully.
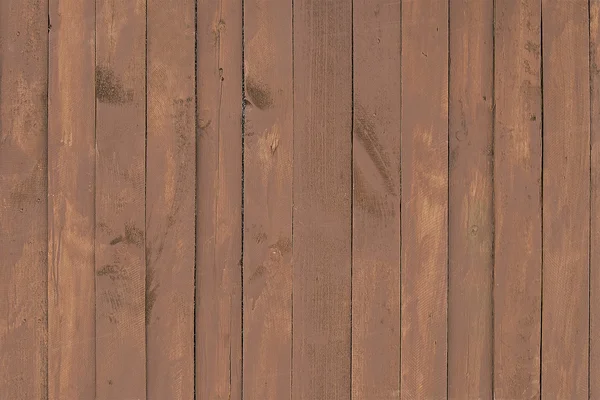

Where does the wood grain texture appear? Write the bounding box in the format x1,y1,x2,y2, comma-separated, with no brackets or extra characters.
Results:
95,0,146,398
292,0,353,397
146,0,196,398
0,0,48,398
541,1,590,397
494,0,542,398
243,0,293,397
448,0,493,398
47,0,95,398
591,1,600,396
196,0,243,397
400,1,448,398
351,0,401,398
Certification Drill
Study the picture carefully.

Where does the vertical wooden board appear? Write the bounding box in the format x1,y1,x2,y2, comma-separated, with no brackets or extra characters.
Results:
493,0,542,398
242,0,293,398
400,0,448,398
541,1,590,397
95,0,146,398
47,0,95,398
590,1,600,396
351,0,401,399
0,0,48,398
196,0,243,398
292,0,352,398
448,0,493,398
146,0,195,398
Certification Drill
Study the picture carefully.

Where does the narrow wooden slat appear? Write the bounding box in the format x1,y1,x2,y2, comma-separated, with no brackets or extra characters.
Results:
351,0,401,398
541,1,590,397
196,0,243,397
400,0,448,397
95,0,146,397
47,0,95,398
493,0,542,397
242,0,293,397
292,0,353,397
0,0,48,397
448,0,494,397
590,1,600,396
146,0,195,398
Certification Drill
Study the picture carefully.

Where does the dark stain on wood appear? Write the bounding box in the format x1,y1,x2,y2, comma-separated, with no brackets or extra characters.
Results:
145,265,158,326
124,222,143,247
97,264,127,281
354,107,395,196
245,77,273,110
95,66,134,104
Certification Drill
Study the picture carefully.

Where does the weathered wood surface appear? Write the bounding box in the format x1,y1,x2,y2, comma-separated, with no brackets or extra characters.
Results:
0,1,596,398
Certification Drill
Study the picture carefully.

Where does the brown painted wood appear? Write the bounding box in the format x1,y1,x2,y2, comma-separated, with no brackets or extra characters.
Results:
494,0,542,398
47,0,95,398
0,0,48,397
400,1,448,398
448,0,494,398
541,1,590,397
292,0,352,397
351,0,401,398
195,0,243,397
591,1,600,396
146,0,196,398
242,0,293,398
95,0,147,398
3,1,600,396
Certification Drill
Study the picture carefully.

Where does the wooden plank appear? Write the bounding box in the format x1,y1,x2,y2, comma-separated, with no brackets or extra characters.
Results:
47,0,95,398
541,0,590,397
493,0,542,397
242,0,293,397
0,0,48,398
591,1,600,396
351,0,401,398
95,0,146,398
146,0,195,398
448,0,493,398
400,1,448,398
292,0,352,397
196,0,243,397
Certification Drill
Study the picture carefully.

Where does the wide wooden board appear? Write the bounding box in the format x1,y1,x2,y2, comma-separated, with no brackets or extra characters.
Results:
95,0,147,397
242,0,293,397
448,0,494,397
47,0,95,397
541,0,590,397
494,0,542,397
351,0,401,398
400,1,448,397
292,0,353,397
196,0,243,397
146,0,196,397
0,0,48,397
